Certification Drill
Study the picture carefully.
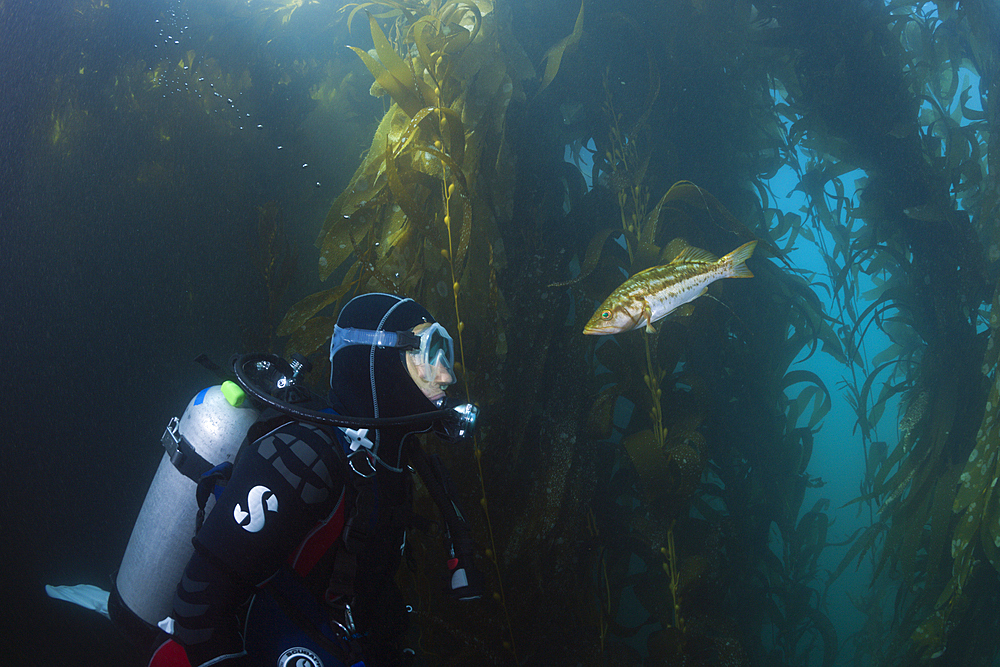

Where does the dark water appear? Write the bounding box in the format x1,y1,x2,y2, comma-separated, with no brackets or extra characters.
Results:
3,1,999,666
1,2,347,663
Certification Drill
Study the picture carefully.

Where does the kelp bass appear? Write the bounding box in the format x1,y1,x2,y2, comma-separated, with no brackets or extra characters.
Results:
583,241,757,335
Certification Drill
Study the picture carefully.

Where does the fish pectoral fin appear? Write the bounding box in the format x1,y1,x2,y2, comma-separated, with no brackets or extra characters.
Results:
641,304,657,333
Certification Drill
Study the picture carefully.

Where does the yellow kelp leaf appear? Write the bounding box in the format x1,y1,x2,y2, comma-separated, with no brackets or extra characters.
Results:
286,315,336,358
316,156,386,244
366,10,438,111
397,106,466,167
385,141,428,228
277,284,354,337
441,0,483,35
348,46,419,119
536,0,584,96
383,202,412,249
412,18,439,81
348,13,423,118
455,192,473,277
318,209,377,281
344,2,417,35
316,100,416,248
413,143,468,189
437,107,466,166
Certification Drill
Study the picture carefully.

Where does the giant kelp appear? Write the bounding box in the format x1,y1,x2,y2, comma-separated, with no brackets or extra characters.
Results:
750,1,1000,665
300,0,863,663
274,0,537,659
29,0,1000,665
279,0,532,365
492,1,848,664
469,0,997,664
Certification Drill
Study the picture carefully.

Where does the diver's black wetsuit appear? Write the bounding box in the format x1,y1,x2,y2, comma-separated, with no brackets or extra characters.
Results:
172,411,339,665
169,294,444,667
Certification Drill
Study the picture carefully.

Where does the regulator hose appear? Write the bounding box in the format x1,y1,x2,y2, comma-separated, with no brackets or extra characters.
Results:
231,352,456,429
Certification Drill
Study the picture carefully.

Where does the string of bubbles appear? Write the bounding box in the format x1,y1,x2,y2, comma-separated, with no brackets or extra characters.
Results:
147,0,318,186
150,0,258,133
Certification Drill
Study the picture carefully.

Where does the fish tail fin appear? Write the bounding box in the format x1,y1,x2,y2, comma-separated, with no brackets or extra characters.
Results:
722,240,757,278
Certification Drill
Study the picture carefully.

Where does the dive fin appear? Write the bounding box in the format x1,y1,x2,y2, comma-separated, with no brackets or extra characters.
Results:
45,584,111,619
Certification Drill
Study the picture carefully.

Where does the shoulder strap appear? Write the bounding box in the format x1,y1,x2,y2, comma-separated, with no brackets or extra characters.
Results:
194,461,234,533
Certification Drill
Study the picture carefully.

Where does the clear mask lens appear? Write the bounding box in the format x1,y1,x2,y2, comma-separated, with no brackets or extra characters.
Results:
416,324,455,382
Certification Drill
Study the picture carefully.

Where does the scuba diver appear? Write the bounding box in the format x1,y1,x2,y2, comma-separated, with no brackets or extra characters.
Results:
115,293,482,667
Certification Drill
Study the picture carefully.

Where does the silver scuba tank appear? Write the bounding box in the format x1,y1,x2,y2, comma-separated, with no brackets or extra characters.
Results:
115,382,259,628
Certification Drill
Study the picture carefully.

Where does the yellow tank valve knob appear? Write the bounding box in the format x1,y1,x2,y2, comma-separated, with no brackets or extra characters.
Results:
221,380,246,407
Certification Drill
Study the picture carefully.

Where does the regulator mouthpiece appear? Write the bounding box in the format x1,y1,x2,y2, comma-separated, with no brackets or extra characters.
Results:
434,400,479,444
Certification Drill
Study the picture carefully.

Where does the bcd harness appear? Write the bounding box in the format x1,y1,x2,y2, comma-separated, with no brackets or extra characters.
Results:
190,407,477,664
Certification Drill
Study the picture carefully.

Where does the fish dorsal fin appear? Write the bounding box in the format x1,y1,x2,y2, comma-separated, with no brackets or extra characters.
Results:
670,244,718,265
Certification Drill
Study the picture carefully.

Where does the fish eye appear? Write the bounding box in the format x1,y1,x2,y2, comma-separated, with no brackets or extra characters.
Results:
601,310,611,320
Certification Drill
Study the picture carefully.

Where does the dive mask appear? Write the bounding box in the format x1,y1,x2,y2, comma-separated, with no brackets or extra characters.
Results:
330,322,456,384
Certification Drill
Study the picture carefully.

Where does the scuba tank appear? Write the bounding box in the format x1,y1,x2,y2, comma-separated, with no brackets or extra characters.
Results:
107,352,479,657
111,382,259,633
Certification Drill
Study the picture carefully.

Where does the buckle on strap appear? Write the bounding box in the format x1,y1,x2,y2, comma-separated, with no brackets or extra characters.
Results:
161,416,213,482
330,602,358,638
347,450,377,479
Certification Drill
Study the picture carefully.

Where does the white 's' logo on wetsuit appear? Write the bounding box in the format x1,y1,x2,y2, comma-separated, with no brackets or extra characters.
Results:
233,485,278,532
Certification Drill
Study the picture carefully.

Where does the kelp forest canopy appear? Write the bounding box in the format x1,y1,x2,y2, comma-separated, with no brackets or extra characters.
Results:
25,0,1000,665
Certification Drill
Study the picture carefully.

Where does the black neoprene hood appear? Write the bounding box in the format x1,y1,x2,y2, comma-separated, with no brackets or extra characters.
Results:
328,293,437,420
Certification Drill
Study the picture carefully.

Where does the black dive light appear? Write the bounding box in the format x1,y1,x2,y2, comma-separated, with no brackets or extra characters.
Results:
231,353,478,442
